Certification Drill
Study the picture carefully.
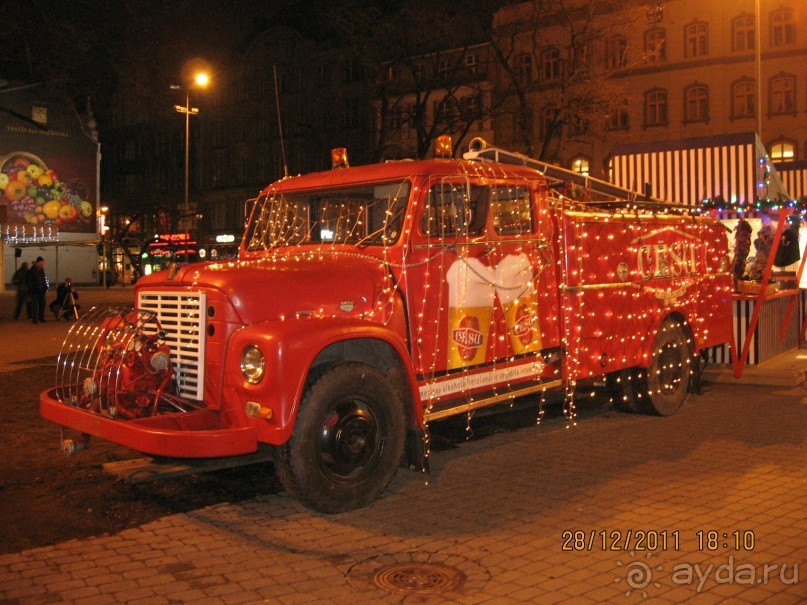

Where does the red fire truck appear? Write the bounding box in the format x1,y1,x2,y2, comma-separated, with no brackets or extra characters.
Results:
40,137,733,512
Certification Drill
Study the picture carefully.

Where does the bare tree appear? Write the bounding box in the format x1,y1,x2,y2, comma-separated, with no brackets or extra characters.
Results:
326,0,502,159
467,0,645,162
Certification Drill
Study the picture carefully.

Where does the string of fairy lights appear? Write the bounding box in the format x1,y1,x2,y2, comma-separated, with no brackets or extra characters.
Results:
699,155,806,219
245,150,738,467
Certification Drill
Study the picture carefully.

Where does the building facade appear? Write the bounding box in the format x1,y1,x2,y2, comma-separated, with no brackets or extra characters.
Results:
491,0,807,186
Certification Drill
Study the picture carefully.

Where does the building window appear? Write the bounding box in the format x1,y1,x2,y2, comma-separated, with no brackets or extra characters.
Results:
342,97,361,129
769,74,796,115
541,47,563,82
461,95,483,130
732,14,755,52
604,155,614,183
605,101,630,131
769,139,796,161
644,27,666,62
572,39,591,70
567,116,590,137
731,79,756,119
438,56,451,77
571,157,590,176
605,35,628,69
644,89,668,127
515,53,533,84
770,8,795,47
343,56,362,82
684,21,708,57
684,84,709,123
465,53,479,74
385,106,403,131
386,65,402,81
540,105,559,139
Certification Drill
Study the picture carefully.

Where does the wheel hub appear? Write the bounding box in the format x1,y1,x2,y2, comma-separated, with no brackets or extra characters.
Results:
318,400,381,479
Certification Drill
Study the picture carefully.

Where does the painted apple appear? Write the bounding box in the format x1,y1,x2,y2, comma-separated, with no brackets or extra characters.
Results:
58,204,78,221
37,174,53,187
0,173,8,189
79,200,93,218
16,172,33,185
43,200,61,220
4,181,26,201
25,164,43,180
46,169,59,181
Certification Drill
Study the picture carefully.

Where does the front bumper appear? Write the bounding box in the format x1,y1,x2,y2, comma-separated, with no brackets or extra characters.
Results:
40,388,257,458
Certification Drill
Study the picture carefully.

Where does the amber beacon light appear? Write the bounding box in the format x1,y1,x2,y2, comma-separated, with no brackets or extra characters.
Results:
434,135,453,158
331,147,349,169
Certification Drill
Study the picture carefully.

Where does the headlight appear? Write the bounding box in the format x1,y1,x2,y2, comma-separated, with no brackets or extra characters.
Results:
240,345,265,384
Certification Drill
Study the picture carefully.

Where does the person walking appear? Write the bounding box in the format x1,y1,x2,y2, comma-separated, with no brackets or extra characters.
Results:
12,261,30,320
26,256,49,323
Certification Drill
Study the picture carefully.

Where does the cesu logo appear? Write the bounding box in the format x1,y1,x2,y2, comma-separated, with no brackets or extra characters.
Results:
513,304,534,346
636,239,700,281
452,316,485,360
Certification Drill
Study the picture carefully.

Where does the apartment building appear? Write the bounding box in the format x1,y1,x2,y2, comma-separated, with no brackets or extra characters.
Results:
491,0,806,183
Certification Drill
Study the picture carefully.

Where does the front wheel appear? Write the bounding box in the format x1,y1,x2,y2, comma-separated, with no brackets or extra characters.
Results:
633,318,693,416
273,362,406,513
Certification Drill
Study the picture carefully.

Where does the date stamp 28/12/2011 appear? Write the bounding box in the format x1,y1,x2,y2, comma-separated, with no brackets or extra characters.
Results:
561,529,757,552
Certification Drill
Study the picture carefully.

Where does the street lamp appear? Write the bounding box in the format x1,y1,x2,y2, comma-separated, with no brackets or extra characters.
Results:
173,71,209,260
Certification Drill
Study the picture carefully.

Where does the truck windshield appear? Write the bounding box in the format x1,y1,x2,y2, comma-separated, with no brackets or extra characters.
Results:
245,181,411,251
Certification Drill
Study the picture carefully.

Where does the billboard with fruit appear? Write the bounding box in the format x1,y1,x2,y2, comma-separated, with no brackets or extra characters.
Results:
0,151,95,233
1,83,98,234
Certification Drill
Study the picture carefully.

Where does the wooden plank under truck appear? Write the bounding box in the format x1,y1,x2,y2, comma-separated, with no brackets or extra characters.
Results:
40,137,733,512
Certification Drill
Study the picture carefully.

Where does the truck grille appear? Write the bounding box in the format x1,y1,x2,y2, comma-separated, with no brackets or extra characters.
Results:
138,290,207,400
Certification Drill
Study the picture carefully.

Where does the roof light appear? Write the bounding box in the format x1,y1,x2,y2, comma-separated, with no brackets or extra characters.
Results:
331,147,349,169
434,135,453,158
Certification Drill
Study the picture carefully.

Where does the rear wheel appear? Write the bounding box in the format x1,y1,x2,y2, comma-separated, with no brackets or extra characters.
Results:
273,362,406,513
605,368,643,413
633,318,693,416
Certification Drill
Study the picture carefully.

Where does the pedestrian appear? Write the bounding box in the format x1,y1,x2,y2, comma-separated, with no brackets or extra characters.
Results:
26,256,49,323
12,261,30,320
50,277,80,320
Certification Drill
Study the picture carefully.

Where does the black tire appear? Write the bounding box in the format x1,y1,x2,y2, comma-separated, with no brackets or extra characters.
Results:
632,318,693,416
273,362,406,513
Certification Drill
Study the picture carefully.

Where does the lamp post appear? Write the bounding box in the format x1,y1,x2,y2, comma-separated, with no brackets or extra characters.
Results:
173,71,209,261
98,205,109,287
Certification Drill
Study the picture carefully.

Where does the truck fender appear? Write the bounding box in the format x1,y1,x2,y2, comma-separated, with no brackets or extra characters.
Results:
224,317,420,445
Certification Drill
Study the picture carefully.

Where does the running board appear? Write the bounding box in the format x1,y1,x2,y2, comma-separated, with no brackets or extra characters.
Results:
103,448,274,483
423,380,563,422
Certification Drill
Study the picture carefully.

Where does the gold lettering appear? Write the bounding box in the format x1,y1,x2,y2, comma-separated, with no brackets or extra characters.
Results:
668,242,685,276
653,243,670,278
638,245,653,280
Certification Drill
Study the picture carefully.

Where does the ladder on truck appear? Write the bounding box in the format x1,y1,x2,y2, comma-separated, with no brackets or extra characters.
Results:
462,137,696,212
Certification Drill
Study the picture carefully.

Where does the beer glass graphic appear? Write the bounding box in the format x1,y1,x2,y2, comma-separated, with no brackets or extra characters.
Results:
495,253,541,354
446,257,495,368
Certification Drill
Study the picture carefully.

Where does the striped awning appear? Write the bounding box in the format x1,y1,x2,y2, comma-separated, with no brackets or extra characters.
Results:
612,132,790,206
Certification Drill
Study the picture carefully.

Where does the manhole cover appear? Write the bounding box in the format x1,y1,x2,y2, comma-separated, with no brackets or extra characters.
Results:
372,561,465,596
346,551,489,599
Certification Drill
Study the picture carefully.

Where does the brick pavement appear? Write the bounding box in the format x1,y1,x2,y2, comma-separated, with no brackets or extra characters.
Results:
1,376,805,604
0,287,133,371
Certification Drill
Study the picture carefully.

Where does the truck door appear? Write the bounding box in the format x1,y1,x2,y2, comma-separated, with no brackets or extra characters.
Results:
405,177,559,384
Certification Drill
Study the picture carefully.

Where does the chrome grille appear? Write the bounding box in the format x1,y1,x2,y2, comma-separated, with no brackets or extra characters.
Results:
138,290,207,400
